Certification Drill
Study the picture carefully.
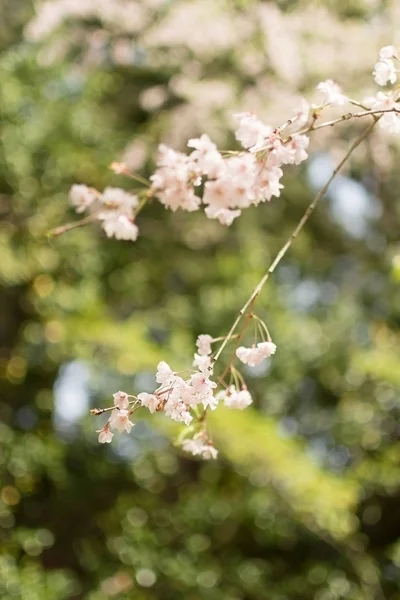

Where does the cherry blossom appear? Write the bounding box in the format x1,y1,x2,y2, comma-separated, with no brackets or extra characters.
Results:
193,353,212,373
258,341,277,358
196,334,213,355
189,372,218,410
292,98,311,128
187,134,225,178
100,214,139,241
84,43,400,460
97,425,114,444
99,187,139,216
138,392,160,414
286,134,309,165
217,386,253,409
150,144,201,212
164,397,193,425
379,45,397,60
253,164,284,202
113,391,129,410
364,92,400,134
156,361,174,385
234,112,272,151
108,408,134,433
69,184,97,213
373,60,397,86
236,341,277,367
316,79,347,106
181,434,218,460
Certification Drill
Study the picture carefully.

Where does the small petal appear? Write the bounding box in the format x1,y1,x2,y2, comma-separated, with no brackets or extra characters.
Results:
196,334,213,356
138,392,160,414
113,391,129,410
108,409,134,433
97,427,114,444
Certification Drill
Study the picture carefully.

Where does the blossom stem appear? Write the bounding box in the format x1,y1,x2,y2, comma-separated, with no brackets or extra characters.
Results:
48,213,99,237
125,172,151,187
253,314,272,342
215,307,255,379
134,194,150,217
90,398,138,415
213,118,378,364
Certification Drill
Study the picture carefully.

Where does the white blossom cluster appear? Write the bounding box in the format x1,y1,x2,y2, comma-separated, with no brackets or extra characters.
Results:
66,52,400,242
88,46,400,460
367,46,400,134
69,185,139,241
66,48,400,242
96,330,278,458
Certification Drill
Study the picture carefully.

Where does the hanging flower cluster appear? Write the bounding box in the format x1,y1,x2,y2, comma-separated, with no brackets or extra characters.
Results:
69,185,139,241
94,324,274,459
60,46,400,459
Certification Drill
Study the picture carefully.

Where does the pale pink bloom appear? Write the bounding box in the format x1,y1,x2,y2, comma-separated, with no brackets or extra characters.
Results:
138,392,160,414
100,187,138,217
205,206,242,226
365,91,395,110
380,111,400,134
286,134,309,165
113,391,129,410
181,435,218,459
373,60,397,86
151,145,201,212
234,112,272,150
201,444,218,460
316,80,347,106
69,184,97,213
266,136,296,166
193,353,212,373
236,341,277,367
156,361,174,385
156,185,201,212
218,385,253,409
162,375,186,398
181,437,205,456
187,134,225,178
108,409,134,433
180,375,215,408
203,178,232,209
178,381,200,406
196,334,213,356
201,392,218,411
254,164,284,202
97,426,114,444
190,371,217,392
292,98,310,128
164,398,192,425
379,45,397,60
202,155,257,217
101,214,139,241
226,153,257,180
236,346,262,367
365,92,400,133
257,341,277,358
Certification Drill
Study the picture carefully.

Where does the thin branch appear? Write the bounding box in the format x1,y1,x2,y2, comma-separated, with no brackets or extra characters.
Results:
213,118,378,363
295,107,392,136
48,213,98,237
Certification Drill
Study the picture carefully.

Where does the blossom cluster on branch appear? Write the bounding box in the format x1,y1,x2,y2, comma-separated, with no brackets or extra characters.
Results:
56,46,400,459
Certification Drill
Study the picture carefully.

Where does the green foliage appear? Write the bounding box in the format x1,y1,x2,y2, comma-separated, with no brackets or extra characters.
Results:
1,2,400,600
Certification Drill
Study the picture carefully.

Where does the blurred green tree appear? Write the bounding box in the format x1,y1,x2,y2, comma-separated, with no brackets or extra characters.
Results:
1,2,400,599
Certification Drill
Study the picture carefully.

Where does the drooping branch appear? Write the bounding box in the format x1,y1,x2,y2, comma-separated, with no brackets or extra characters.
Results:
213,118,378,364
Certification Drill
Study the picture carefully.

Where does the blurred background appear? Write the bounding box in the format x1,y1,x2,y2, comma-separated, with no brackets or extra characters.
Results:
1,1,400,599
